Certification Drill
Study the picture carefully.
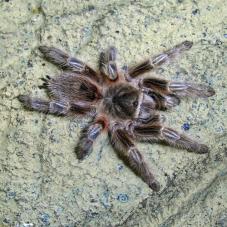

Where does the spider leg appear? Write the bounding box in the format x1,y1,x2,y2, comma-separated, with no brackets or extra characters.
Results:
39,46,100,83
18,95,70,115
18,95,95,116
131,121,209,154
141,91,180,111
109,124,160,191
128,41,193,78
99,46,119,80
75,121,104,160
141,77,215,98
161,127,209,153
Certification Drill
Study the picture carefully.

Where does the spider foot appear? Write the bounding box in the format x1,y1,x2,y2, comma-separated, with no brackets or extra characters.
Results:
196,144,209,154
149,179,161,192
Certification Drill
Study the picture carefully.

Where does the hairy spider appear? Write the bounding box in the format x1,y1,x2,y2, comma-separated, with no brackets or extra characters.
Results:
18,41,215,192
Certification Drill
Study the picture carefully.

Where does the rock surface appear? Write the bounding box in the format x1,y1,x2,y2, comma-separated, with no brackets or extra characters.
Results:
0,0,226,226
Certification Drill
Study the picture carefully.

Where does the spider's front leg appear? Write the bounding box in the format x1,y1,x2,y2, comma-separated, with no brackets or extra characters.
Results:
99,46,119,81
75,120,104,160
109,124,160,191
39,46,101,83
128,40,193,78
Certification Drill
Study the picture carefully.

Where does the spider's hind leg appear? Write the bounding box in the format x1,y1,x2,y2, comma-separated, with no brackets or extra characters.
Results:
132,122,209,154
18,95,95,117
141,77,215,98
18,95,70,115
161,127,209,154
109,124,160,191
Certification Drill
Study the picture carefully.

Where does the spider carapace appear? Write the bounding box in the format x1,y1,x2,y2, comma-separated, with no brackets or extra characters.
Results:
18,41,215,191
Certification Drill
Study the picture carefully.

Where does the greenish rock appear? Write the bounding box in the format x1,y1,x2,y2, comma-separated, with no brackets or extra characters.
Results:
0,0,226,226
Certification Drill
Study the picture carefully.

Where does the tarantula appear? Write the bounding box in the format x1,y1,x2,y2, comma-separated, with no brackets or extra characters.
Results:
18,41,215,191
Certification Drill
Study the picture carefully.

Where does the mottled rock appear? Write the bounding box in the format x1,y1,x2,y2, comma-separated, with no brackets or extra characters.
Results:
0,0,226,226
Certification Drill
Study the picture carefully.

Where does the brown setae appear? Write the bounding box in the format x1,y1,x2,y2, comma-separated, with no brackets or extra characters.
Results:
18,41,215,191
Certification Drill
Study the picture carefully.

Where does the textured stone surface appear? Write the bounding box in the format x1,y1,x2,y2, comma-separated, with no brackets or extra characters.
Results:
0,0,226,226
